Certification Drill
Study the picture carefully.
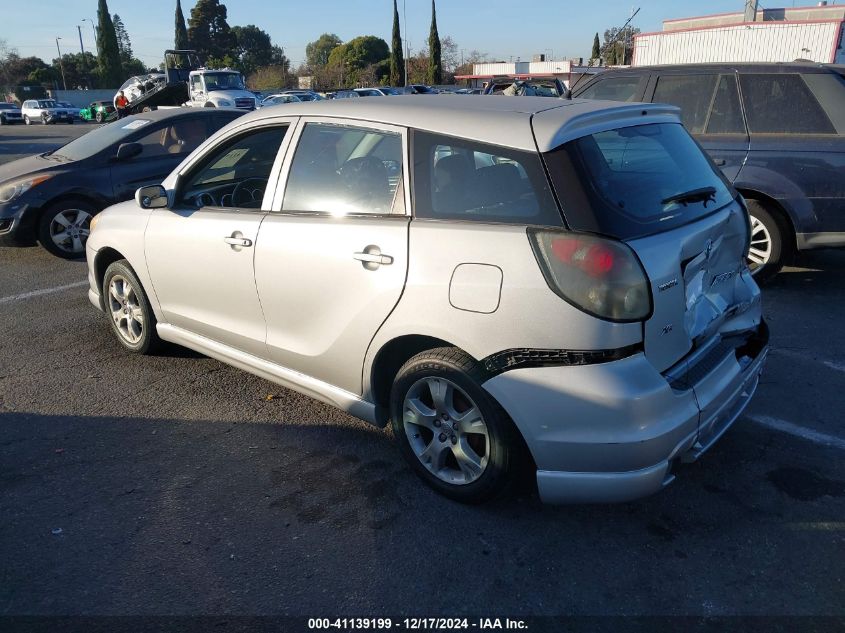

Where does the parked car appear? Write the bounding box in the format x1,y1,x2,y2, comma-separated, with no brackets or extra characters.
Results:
572,62,845,280
405,84,439,94
85,96,767,504
278,90,324,102
260,93,302,107
21,99,73,125
80,100,116,123
0,102,23,125
56,101,82,121
354,87,403,96
0,108,243,258
483,76,566,97
332,90,360,99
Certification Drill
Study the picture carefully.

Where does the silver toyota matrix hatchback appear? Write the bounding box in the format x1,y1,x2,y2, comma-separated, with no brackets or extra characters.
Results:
86,96,768,504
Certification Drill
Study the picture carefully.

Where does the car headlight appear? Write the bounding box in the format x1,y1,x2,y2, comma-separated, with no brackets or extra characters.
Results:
217,100,232,107
89,213,100,232
0,175,53,204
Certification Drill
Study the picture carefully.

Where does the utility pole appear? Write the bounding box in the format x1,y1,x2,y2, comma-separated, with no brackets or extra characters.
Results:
403,0,408,86
77,25,87,89
83,18,99,57
55,37,68,91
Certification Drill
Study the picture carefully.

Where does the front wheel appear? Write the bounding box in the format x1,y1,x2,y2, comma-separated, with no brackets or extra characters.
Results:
95,111,104,123
24,115,31,125
390,347,521,504
103,260,161,354
746,199,792,283
37,200,96,259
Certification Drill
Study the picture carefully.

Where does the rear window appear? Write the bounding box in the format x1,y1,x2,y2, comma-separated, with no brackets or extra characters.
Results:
544,123,735,240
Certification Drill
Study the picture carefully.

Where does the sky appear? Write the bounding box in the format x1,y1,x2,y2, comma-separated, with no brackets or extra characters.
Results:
1,0,818,70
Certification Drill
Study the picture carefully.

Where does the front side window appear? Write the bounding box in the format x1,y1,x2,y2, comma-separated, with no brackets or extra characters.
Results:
413,131,561,226
576,75,646,102
179,125,288,209
282,123,404,216
739,74,835,134
545,123,735,240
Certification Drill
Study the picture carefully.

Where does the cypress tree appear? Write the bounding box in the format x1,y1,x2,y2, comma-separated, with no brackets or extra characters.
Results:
591,33,600,60
427,0,441,85
96,0,124,87
175,0,189,50
390,0,405,87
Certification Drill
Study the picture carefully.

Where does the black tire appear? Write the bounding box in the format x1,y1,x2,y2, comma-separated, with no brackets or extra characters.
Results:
102,260,161,355
0,115,5,126
24,115,31,125
746,199,792,283
390,347,521,504
37,199,97,259
203,102,215,108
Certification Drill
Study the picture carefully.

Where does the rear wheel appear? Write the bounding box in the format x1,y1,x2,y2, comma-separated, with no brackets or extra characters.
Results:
103,260,161,354
746,199,792,283
37,200,96,259
390,347,521,503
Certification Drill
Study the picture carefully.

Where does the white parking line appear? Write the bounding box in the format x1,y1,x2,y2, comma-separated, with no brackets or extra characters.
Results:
748,415,845,451
0,280,88,305
771,348,845,373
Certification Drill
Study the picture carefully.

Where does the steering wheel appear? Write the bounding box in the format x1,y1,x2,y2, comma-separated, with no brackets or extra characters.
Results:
231,178,269,207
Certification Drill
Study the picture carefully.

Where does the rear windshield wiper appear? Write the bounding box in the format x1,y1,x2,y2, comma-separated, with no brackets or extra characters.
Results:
662,186,717,207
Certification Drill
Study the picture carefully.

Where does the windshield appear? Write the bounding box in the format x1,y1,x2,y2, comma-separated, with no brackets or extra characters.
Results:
38,100,58,108
50,117,155,161
544,123,735,240
295,92,323,101
202,72,245,91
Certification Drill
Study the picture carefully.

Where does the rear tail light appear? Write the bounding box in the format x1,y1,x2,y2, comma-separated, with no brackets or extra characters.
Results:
528,229,652,322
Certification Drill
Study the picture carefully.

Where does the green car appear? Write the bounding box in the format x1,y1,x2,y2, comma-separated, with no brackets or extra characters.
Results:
79,100,116,123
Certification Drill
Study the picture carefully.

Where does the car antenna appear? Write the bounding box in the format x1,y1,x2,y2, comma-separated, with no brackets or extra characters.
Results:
568,7,640,99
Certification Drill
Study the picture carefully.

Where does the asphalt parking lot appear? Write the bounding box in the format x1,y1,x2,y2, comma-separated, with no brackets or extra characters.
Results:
0,124,843,620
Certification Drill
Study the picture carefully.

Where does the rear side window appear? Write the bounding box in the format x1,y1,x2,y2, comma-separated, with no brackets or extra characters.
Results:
739,74,835,134
544,123,735,240
576,76,646,102
652,74,745,135
412,131,561,226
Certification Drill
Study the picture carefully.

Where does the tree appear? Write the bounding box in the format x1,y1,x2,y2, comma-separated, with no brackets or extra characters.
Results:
439,36,459,73
603,26,640,65
306,33,342,70
174,0,190,50
427,0,441,85
113,14,133,66
96,0,124,87
327,35,390,87
591,33,600,60
231,25,275,76
188,0,236,64
51,52,99,89
389,0,404,86
247,63,292,91
0,49,50,87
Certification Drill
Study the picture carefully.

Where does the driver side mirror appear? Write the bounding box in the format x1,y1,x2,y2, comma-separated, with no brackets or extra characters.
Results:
136,184,168,209
115,142,143,161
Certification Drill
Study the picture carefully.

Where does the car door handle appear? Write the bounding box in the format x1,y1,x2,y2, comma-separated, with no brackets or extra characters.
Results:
353,246,393,269
224,236,252,247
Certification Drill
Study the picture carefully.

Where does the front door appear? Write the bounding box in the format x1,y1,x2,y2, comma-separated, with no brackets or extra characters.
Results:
145,123,292,357
254,119,410,394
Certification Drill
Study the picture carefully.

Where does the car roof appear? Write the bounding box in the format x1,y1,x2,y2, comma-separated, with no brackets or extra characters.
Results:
117,107,242,124
232,94,680,152
587,61,839,74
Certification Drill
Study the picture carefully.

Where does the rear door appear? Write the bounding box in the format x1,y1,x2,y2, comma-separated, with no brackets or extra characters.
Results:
254,118,410,395
647,71,749,182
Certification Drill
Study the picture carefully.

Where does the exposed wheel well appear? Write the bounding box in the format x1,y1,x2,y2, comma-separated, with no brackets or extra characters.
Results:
369,335,466,413
94,247,128,294
736,189,797,250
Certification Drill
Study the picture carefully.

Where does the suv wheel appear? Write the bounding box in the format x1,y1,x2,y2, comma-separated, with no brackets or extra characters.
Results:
24,115,31,125
103,260,161,354
746,199,791,283
38,201,96,259
390,347,520,503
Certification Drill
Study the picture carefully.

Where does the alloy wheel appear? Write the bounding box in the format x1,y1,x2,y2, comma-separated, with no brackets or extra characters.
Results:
402,377,490,485
108,275,144,345
49,209,92,255
747,214,773,273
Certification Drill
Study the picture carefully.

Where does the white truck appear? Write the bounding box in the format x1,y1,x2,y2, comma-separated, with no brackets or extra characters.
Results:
113,50,257,117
